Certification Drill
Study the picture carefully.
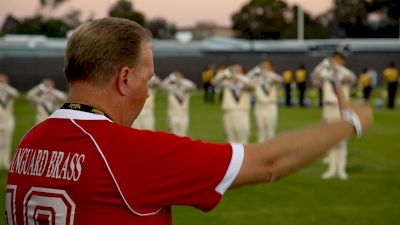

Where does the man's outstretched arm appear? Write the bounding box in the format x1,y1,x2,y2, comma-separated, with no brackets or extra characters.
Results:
231,83,373,188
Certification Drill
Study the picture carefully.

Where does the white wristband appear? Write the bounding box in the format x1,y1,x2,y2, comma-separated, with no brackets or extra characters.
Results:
341,109,362,138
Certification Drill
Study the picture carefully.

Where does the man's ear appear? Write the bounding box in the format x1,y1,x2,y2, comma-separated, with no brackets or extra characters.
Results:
116,66,131,96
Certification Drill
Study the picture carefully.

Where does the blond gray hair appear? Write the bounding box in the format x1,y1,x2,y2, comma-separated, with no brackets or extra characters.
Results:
64,17,152,84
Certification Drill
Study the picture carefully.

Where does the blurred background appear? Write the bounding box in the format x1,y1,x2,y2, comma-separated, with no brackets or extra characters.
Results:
0,0,399,89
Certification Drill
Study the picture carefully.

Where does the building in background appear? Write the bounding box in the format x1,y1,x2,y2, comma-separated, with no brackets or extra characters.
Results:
178,22,234,39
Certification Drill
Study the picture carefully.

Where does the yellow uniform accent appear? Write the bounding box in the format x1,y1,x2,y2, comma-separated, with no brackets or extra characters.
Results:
91,108,105,116
383,68,398,82
358,73,371,87
201,69,214,83
283,70,293,84
295,69,306,83
68,103,81,109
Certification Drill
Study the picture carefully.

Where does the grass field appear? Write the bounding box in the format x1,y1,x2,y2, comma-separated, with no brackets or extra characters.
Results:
1,91,400,225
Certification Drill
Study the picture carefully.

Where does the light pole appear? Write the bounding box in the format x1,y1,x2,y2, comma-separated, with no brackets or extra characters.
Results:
297,5,304,41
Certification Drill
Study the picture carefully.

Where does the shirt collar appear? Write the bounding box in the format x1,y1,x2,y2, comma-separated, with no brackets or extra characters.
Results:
49,109,112,122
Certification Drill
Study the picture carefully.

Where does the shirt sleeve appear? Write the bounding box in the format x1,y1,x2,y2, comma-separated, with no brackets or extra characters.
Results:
215,143,244,195
89,124,244,213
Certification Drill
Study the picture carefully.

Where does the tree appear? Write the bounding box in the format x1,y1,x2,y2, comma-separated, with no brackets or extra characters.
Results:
1,15,20,35
16,16,44,35
319,0,400,38
63,9,82,28
146,18,176,39
16,15,72,37
108,0,145,26
365,0,400,20
232,0,290,39
0,0,80,37
39,0,69,9
280,5,328,39
38,0,70,18
334,0,370,38
301,8,329,39
231,0,328,39
364,0,400,38
40,18,71,37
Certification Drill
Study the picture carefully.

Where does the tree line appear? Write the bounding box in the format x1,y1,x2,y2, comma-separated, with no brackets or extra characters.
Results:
232,0,400,39
1,0,176,39
1,0,399,39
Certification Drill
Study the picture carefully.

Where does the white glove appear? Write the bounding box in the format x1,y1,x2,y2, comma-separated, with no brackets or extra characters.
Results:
224,69,232,78
169,73,177,83
38,83,48,92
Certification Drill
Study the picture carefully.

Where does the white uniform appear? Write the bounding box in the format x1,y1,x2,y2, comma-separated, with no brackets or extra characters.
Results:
212,69,253,144
0,82,19,169
26,83,67,124
248,66,283,143
132,75,161,131
162,74,196,136
312,58,356,180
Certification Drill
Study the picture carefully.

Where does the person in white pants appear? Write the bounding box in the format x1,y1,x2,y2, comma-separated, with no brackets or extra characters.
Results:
0,74,19,169
132,75,161,131
212,64,254,144
312,52,356,180
162,72,196,136
26,79,67,124
247,60,283,143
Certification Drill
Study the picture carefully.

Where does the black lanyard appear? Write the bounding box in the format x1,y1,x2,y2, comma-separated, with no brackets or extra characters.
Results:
60,103,112,120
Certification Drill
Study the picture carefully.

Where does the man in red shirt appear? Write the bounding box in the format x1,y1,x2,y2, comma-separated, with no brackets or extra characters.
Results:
6,18,372,225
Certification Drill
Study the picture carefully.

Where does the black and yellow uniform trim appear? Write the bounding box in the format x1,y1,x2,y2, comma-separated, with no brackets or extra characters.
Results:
61,103,112,120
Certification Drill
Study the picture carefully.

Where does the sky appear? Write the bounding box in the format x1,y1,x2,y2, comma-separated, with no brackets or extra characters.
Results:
0,0,332,28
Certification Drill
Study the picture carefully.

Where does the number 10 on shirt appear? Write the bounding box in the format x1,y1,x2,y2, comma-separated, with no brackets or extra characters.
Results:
6,185,76,225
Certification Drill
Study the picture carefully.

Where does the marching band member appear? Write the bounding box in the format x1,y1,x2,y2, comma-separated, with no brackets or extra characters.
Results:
247,60,283,142
212,64,254,144
312,52,356,180
0,74,19,169
132,74,161,130
26,79,67,124
162,72,196,136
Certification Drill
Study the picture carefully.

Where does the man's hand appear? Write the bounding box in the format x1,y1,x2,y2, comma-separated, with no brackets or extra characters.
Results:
332,80,373,136
231,78,374,188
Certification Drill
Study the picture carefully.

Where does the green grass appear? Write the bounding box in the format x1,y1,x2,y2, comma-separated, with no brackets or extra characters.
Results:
1,91,400,225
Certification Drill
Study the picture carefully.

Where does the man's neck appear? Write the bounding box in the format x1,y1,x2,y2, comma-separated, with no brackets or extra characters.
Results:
67,82,122,125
